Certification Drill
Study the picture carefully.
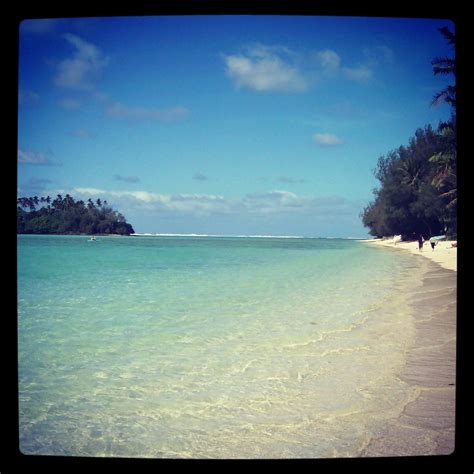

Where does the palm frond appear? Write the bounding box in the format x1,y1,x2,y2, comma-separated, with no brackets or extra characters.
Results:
431,86,456,107
446,197,457,209
438,27,455,46
431,57,456,75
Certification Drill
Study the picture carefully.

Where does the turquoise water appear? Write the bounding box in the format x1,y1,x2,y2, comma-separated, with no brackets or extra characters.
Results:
18,235,424,458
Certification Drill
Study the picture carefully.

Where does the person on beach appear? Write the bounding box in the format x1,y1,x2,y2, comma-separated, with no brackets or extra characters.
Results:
430,239,437,251
418,234,424,252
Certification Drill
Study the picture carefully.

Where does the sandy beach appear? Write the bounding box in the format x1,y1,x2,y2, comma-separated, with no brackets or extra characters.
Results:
362,238,457,272
360,238,457,456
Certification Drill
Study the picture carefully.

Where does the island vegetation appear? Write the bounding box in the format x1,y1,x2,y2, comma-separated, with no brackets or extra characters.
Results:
17,194,135,235
361,27,456,240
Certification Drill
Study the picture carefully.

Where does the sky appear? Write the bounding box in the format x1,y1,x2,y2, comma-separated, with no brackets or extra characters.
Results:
17,15,455,237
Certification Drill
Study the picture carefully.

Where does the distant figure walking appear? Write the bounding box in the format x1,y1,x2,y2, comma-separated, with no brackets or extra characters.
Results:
430,239,437,251
418,234,424,252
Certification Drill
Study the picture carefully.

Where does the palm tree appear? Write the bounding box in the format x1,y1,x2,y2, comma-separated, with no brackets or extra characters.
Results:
398,157,424,190
52,195,63,211
430,122,457,209
431,27,456,108
64,194,75,209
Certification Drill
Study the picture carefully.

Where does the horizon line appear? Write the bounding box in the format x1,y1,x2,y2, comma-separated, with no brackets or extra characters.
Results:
131,233,367,239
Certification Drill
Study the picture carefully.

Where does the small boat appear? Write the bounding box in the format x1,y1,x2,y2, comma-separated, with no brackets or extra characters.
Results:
89,236,97,241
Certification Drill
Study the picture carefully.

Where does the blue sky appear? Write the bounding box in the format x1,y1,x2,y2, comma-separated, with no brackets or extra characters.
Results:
17,15,454,237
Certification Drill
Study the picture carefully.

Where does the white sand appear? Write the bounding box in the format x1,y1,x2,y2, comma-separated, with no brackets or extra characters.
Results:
361,238,457,272
359,237,457,456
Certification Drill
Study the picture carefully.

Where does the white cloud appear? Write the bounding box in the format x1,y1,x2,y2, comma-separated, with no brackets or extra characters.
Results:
313,133,344,146
71,188,232,216
223,43,385,93
313,49,375,83
49,186,365,236
106,101,190,122
74,187,107,195
74,188,161,203
224,44,307,92
242,191,356,217
316,49,341,75
55,33,109,90
61,187,358,226
243,190,304,214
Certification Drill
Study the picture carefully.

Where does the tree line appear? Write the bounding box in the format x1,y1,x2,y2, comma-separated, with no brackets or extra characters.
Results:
17,194,135,235
361,27,456,240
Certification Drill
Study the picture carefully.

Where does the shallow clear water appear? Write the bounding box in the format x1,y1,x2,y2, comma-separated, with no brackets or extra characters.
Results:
18,235,423,458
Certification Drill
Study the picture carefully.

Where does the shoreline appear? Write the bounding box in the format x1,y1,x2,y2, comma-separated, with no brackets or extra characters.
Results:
361,238,457,272
359,242,456,456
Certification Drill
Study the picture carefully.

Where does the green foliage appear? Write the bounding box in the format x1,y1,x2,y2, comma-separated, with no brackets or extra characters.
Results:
362,27,457,240
361,120,456,239
17,194,135,235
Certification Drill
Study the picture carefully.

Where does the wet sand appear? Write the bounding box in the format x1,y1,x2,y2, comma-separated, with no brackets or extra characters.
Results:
360,257,456,456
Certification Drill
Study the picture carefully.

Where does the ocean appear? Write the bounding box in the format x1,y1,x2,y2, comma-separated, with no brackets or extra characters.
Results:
17,234,425,458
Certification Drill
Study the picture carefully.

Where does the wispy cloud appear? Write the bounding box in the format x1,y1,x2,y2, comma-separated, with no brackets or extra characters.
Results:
57,98,82,110
315,49,341,76
105,101,190,122
61,91,191,125
18,149,60,166
55,33,109,90
315,48,374,83
277,176,306,184
193,173,209,181
21,19,59,34
243,190,304,214
71,188,232,217
68,128,95,139
342,65,373,82
313,133,344,146
113,174,141,183
363,45,395,65
224,43,390,93
59,187,360,230
224,43,308,92
18,176,54,194
18,89,40,106
242,190,355,217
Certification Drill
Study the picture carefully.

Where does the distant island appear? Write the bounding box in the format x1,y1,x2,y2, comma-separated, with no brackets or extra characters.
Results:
17,194,135,235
